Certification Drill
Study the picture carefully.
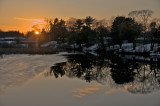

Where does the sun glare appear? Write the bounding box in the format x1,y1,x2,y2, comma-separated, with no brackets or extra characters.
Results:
35,31,39,35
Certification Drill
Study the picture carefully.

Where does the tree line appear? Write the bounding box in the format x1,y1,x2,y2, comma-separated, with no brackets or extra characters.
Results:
1,9,160,51
33,9,159,51
0,30,24,37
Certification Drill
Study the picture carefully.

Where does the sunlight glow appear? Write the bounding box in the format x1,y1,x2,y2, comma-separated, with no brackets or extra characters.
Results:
35,31,39,35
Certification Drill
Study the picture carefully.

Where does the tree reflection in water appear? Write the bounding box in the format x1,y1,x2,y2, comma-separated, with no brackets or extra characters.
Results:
45,53,160,94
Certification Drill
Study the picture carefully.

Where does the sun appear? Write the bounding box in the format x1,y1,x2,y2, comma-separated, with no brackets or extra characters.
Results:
35,31,39,35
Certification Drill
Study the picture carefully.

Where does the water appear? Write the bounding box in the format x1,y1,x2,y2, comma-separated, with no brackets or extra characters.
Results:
0,53,160,106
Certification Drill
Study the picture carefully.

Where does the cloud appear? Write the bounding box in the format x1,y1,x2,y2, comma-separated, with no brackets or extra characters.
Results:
13,17,46,32
14,17,45,24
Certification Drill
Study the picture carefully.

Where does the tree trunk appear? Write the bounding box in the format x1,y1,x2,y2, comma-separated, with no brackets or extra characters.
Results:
133,42,136,50
119,44,122,49
150,38,155,51
151,42,154,51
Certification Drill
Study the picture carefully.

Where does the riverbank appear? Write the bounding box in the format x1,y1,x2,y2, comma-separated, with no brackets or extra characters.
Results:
0,48,64,54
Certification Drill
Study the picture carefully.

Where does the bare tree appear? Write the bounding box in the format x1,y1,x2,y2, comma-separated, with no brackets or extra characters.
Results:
44,18,53,32
128,9,154,32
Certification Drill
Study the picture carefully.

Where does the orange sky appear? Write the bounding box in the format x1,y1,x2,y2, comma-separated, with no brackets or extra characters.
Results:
0,0,159,33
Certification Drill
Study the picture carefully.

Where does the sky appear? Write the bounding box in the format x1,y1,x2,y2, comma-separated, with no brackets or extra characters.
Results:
0,0,160,33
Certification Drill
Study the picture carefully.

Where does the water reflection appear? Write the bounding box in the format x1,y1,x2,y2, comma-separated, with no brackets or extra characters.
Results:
73,84,104,98
46,53,160,94
0,54,66,94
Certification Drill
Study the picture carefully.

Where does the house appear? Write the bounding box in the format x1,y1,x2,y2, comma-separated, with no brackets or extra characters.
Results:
0,37,28,48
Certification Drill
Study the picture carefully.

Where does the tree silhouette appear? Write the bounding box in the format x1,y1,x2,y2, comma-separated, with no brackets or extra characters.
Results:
149,22,158,50
49,18,68,42
111,16,142,49
84,16,95,28
95,26,109,51
128,9,154,31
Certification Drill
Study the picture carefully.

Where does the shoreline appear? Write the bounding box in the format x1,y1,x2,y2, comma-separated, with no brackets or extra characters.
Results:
0,47,160,57
0,48,63,54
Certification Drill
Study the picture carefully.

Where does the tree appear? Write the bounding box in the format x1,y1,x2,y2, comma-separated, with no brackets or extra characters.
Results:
49,18,68,42
58,19,68,43
157,26,160,46
118,18,142,50
150,22,158,50
111,16,142,49
128,9,154,32
129,10,154,47
74,19,84,32
93,19,108,29
84,16,95,28
152,18,160,28
67,19,85,49
43,18,53,33
95,26,109,51
68,17,96,49
65,17,77,32
150,22,156,29
111,16,127,48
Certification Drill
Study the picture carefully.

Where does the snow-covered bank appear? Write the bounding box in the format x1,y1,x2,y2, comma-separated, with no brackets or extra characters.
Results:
0,54,67,94
40,41,69,48
83,44,99,51
40,40,160,56
107,43,159,52
105,43,160,56
40,41,57,48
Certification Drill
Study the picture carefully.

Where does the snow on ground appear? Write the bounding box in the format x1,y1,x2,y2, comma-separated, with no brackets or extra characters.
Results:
83,44,98,51
108,43,159,54
0,41,16,44
0,54,67,94
70,43,79,49
41,40,160,55
135,44,151,52
40,41,57,47
41,41,69,48
122,43,133,52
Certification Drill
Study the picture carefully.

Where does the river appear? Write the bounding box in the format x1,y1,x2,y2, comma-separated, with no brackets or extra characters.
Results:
0,53,159,106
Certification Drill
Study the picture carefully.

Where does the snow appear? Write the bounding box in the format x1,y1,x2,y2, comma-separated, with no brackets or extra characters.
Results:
41,41,57,47
121,43,133,52
0,37,25,40
83,44,98,51
70,43,79,49
150,52,160,56
88,51,98,56
136,37,144,40
0,38,4,40
0,41,16,44
106,43,159,54
18,44,28,47
41,41,69,48
58,52,70,55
